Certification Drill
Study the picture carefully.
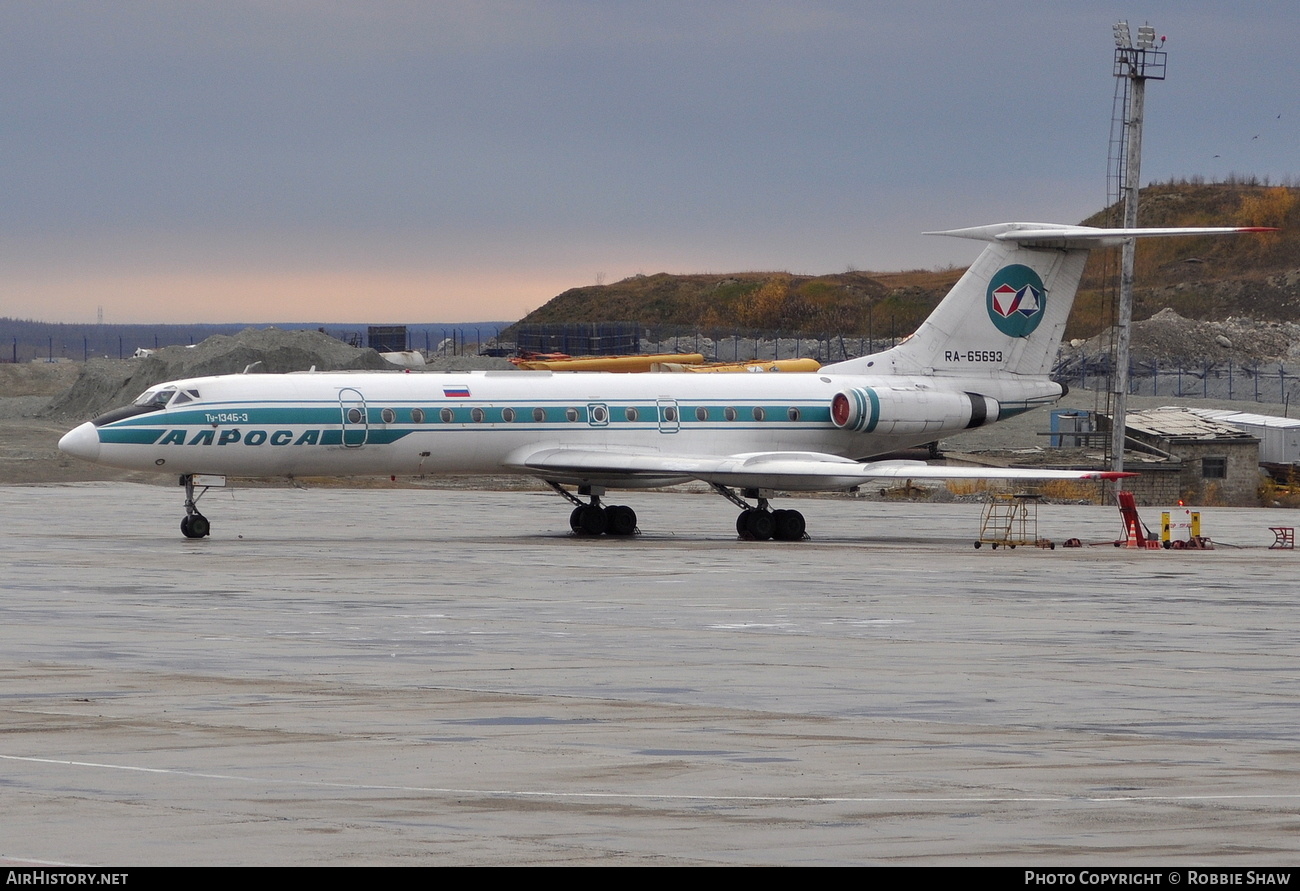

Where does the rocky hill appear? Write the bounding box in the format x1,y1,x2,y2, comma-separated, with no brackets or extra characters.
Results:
1068,182,1300,339
516,183,1300,342
515,269,962,340
1061,308,1300,368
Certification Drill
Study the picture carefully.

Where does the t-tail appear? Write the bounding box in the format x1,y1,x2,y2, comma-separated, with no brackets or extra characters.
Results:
823,222,1275,378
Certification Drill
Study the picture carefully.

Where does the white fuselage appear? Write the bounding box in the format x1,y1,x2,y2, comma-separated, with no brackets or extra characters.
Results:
59,369,1061,488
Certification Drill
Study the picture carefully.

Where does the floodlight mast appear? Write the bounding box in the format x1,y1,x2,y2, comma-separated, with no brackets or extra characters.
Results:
1109,21,1166,476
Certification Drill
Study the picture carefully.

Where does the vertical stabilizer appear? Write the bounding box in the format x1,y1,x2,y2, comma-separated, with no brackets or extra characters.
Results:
823,223,1273,378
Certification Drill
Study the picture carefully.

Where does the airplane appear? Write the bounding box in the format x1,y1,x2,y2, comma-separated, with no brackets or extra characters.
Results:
58,221,1271,541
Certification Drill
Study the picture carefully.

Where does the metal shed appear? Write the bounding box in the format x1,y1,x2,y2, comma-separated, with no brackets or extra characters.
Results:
1178,407,1300,466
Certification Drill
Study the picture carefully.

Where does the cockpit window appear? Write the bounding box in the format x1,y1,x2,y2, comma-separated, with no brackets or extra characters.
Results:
92,385,185,427
170,389,200,406
134,386,177,408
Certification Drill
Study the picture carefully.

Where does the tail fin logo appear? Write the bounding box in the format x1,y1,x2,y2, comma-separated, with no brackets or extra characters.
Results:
986,264,1047,337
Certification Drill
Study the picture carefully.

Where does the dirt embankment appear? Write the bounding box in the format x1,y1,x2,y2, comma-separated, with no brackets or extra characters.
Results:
1060,307,1300,368
44,327,396,421
0,328,451,485
0,361,81,397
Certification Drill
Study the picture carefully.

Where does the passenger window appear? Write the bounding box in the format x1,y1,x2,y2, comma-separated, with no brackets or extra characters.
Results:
533,407,546,422
440,408,454,423
411,408,426,423
724,407,737,421
752,407,766,421
565,407,579,422
381,408,396,424
347,408,364,424
788,407,801,422
471,407,485,423
695,406,708,422
502,407,516,422
625,407,639,422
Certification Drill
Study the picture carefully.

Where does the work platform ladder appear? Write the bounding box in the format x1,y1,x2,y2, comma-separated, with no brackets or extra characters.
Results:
974,493,1054,550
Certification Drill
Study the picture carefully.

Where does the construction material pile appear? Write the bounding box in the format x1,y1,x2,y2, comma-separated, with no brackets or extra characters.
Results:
45,327,392,420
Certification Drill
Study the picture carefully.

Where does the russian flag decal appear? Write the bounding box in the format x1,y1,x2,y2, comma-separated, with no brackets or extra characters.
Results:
443,386,472,398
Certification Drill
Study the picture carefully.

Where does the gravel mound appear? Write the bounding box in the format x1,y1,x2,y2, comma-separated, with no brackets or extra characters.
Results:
1061,308,1300,367
0,361,81,397
422,355,515,371
45,327,393,420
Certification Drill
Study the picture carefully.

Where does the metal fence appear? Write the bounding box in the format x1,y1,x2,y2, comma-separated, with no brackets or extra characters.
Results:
1055,354,1300,408
641,329,894,364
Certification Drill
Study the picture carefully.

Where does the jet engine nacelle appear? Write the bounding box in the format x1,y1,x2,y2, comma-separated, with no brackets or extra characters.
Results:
830,387,1000,436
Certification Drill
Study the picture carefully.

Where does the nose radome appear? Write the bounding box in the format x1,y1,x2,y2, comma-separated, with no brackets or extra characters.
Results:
58,422,101,463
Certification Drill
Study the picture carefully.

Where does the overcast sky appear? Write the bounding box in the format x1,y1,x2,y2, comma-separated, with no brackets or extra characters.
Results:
3,1,1297,324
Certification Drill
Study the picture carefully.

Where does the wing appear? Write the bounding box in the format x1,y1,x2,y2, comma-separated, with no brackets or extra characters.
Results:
507,447,1131,491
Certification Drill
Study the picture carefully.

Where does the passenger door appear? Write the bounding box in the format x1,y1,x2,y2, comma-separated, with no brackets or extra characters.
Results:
339,388,368,448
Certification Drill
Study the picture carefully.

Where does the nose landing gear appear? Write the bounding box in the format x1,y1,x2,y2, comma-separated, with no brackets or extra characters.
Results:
178,473,224,539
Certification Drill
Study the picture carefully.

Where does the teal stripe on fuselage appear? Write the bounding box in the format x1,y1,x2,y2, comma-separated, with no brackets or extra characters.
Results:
98,428,166,445
105,401,834,430
95,396,838,455
110,406,340,427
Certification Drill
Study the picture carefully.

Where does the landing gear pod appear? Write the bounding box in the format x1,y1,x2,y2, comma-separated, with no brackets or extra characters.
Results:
830,387,1000,435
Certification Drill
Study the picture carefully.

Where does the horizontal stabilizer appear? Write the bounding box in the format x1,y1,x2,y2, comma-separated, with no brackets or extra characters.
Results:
926,222,1278,249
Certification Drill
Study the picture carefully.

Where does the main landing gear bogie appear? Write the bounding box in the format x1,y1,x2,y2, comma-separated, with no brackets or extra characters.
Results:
714,484,808,542
551,484,639,537
548,482,809,543
736,506,806,541
568,503,638,536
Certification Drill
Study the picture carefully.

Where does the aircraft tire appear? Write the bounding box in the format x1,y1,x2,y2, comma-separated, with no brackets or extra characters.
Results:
181,515,210,539
772,509,787,538
607,505,637,536
743,509,774,542
570,506,585,532
579,505,609,536
772,509,805,541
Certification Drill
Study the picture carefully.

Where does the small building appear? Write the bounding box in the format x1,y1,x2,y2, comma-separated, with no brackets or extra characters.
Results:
1102,408,1261,505
1179,407,1300,467
367,325,408,352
